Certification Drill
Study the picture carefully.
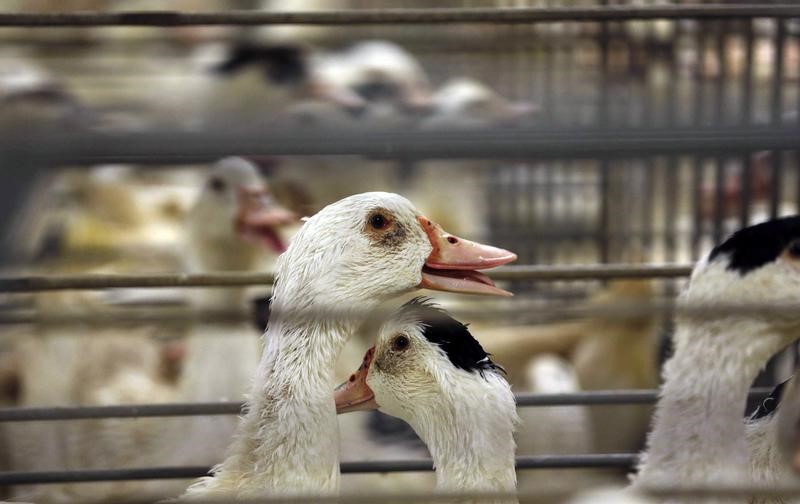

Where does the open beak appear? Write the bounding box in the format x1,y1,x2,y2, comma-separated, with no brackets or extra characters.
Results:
335,347,378,414
235,187,297,253
417,216,517,297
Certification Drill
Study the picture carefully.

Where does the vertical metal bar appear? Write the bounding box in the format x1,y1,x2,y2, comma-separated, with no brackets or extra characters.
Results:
544,22,556,124
664,17,680,263
740,155,753,228
599,159,613,264
641,159,655,252
711,22,728,245
771,19,787,126
712,158,726,245
599,6,610,126
741,19,754,126
771,151,785,219
692,158,705,260
598,11,612,263
525,163,537,268
715,21,727,126
694,22,706,126
638,16,655,257
565,162,576,262
771,20,787,219
664,157,679,263
691,22,707,259
486,168,500,248
544,162,556,264
739,19,755,229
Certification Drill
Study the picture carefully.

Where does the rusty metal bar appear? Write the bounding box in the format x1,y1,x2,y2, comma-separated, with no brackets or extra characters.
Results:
0,264,693,292
0,389,772,422
0,6,798,28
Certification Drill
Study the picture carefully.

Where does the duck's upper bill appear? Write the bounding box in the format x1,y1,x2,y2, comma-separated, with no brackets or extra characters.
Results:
416,216,516,296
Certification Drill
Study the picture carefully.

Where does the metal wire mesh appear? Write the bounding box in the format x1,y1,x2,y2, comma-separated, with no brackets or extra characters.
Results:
0,3,799,502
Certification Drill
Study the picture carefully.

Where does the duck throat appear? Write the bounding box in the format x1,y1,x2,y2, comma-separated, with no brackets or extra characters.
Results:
635,319,785,487
414,378,518,496
207,296,360,496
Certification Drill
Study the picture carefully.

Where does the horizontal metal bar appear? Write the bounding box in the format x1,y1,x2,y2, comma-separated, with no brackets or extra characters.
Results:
489,264,692,281
0,389,771,422
0,264,692,293
0,402,243,422
0,466,210,485
2,126,798,165
6,300,800,327
0,454,638,485
0,6,797,27
0,272,275,292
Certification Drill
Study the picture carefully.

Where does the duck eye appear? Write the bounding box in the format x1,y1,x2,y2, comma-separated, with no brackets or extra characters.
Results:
369,213,388,230
789,240,800,258
209,177,226,193
391,335,410,352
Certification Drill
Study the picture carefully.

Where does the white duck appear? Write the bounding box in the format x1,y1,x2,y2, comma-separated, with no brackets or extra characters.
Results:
335,297,518,502
633,216,800,495
182,192,516,498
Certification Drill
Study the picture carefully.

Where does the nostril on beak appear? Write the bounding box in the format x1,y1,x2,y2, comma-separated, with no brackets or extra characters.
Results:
447,236,458,244
349,375,355,382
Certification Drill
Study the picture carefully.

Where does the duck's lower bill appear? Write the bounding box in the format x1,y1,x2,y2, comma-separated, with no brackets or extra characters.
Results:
420,266,512,297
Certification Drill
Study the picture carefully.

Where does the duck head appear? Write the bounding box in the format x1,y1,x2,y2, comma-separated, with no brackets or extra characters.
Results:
334,297,517,459
274,192,516,307
188,157,296,256
681,216,800,354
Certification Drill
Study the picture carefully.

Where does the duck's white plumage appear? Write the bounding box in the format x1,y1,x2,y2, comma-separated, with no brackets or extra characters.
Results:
183,192,516,498
336,299,518,503
634,217,800,496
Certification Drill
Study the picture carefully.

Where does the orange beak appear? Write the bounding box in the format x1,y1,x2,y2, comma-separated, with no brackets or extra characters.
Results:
335,347,378,414
417,216,517,296
235,187,297,253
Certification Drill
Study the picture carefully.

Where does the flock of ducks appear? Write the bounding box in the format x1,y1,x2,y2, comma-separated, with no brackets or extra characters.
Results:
1,28,799,504
173,203,800,503
8,179,800,503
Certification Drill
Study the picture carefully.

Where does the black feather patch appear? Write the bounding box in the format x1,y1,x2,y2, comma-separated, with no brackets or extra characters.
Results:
708,216,800,275
749,377,792,421
213,44,308,86
398,297,503,376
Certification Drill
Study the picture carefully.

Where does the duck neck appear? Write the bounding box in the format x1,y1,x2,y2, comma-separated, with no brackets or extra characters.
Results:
212,290,360,495
185,233,268,310
415,375,518,495
636,318,784,485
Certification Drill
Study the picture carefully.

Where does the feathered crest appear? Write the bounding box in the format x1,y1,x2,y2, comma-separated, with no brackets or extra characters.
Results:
709,216,800,275
396,297,504,377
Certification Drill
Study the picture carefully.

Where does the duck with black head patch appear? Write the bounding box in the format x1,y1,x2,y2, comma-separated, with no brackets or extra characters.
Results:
336,297,519,504
630,216,800,503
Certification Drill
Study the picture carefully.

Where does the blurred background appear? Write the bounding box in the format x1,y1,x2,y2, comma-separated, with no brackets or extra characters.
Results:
0,1,798,502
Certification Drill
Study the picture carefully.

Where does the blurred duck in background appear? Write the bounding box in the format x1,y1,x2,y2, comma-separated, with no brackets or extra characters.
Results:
3,157,298,503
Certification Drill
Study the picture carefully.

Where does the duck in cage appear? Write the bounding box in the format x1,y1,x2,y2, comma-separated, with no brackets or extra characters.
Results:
0,2,799,504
